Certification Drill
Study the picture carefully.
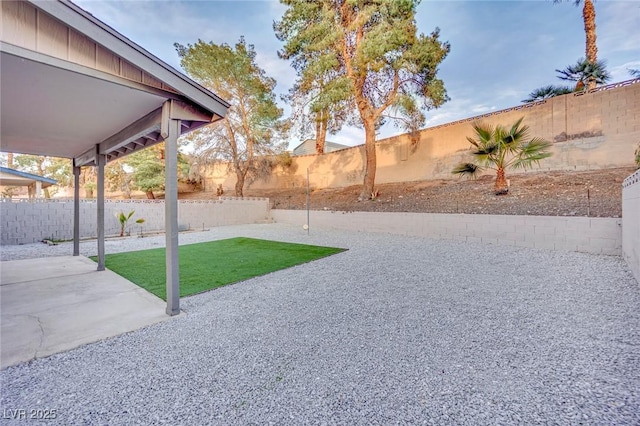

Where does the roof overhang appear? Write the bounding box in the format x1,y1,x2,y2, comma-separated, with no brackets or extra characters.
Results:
0,167,57,188
0,0,229,166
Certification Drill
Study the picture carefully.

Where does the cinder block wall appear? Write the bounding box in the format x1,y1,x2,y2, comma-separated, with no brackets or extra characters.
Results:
0,198,270,245
622,170,640,283
205,80,640,191
272,210,622,255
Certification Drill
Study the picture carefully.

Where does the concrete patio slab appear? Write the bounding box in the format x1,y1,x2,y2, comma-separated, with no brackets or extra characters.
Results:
1,256,170,368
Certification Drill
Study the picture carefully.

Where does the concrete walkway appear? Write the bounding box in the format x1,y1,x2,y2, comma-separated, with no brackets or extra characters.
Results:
0,256,169,368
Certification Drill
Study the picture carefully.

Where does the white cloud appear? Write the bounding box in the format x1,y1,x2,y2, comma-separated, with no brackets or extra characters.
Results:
471,104,496,114
609,60,640,82
268,0,287,18
255,52,295,89
76,1,258,68
598,2,640,53
329,126,364,147
424,103,471,128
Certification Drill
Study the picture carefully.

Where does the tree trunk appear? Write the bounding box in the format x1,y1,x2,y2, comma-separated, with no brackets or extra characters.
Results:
145,190,155,199
358,120,377,201
234,165,245,197
234,178,244,197
122,177,132,199
583,0,597,90
494,167,509,195
7,153,14,169
315,109,328,154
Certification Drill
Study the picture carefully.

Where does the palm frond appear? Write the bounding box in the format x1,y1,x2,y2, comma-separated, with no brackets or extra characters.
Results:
473,143,499,157
511,138,553,169
471,122,493,144
521,85,573,103
508,117,525,136
556,58,611,86
455,117,553,183
452,162,481,177
503,118,529,154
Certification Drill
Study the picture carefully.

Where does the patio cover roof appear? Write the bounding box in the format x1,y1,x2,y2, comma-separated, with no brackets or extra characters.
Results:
0,0,229,166
0,166,57,188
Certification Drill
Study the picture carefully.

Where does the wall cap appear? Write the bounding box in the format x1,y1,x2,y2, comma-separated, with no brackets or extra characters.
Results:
623,170,640,188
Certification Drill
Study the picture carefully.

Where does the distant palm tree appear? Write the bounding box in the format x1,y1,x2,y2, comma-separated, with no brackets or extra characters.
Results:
522,85,573,103
554,0,598,88
453,118,553,195
556,59,610,91
629,69,640,78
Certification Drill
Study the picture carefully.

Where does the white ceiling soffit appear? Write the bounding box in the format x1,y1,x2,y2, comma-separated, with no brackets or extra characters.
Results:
1,49,172,160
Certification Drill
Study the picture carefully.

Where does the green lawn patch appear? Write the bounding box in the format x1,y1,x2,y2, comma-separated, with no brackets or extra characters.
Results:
90,237,345,300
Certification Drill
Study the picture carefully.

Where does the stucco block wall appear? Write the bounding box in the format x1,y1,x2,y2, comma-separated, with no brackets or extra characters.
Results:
622,170,640,283
272,210,622,255
177,198,271,230
206,80,640,192
0,198,270,245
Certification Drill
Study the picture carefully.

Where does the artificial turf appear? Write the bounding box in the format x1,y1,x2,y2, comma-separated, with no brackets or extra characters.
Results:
91,237,345,300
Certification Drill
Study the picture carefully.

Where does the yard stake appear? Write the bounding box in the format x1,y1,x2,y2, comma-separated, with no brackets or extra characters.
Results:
306,168,310,235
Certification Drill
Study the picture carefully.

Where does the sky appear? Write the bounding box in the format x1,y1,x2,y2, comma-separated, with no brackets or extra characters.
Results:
75,0,640,150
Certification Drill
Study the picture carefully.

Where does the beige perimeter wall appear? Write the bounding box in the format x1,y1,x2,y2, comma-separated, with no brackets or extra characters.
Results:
206,80,639,192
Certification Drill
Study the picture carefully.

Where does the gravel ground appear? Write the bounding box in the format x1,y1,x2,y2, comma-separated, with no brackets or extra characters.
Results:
1,223,639,425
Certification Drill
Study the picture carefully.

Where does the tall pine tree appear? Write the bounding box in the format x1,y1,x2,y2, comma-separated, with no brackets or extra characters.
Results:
176,38,284,196
275,0,450,200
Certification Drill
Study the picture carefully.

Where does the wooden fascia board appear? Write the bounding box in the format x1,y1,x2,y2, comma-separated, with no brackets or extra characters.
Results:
169,99,215,123
74,147,96,167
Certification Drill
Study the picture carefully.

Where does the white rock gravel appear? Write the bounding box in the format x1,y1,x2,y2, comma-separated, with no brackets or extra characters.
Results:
1,223,639,425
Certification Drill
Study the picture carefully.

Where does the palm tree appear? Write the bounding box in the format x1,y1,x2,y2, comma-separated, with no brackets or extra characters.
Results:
522,85,573,103
556,58,610,91
554,0,598,88
629,69,640,78
452,118,553,195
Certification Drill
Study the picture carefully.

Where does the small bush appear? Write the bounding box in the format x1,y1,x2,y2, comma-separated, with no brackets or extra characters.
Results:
116,210,145,237
275,151,294,170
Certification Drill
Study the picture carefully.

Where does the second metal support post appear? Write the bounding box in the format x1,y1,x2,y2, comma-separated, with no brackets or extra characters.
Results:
165,118,181,316
96,153,105,271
